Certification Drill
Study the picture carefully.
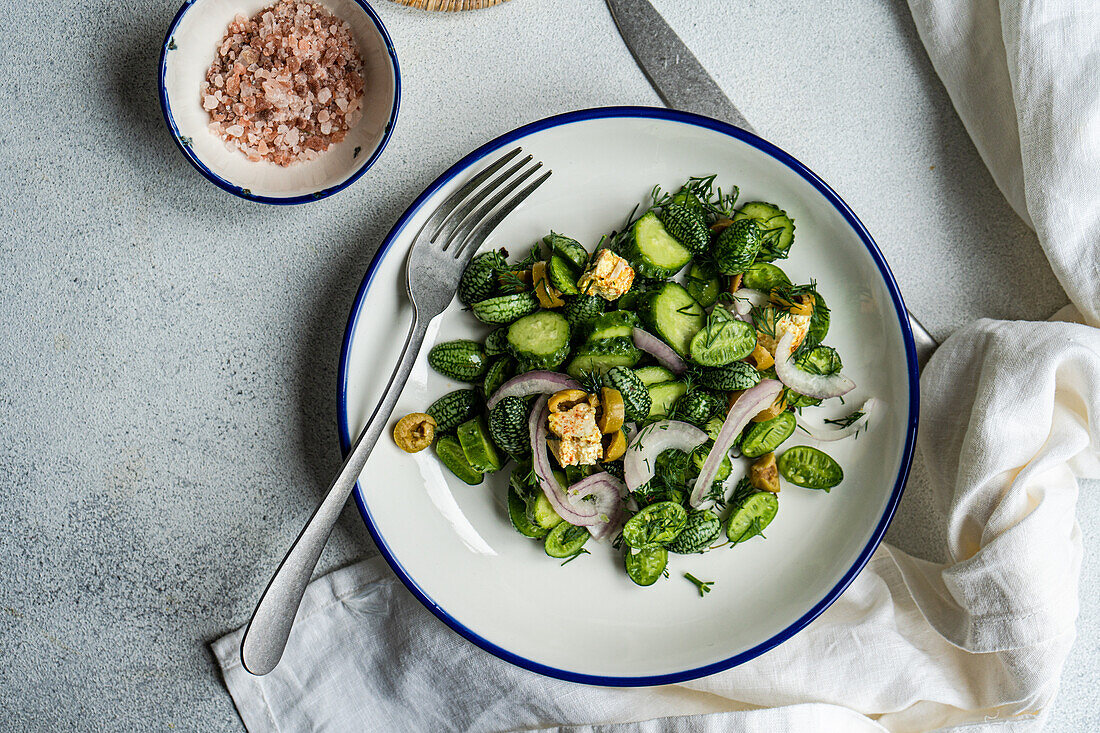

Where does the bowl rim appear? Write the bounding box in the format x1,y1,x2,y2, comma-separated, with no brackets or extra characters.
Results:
336,106,920,686
157,0,401,205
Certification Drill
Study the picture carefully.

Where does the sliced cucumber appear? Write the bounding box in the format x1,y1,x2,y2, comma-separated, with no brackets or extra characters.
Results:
548,255,580,295
544,521,590,558
726,490,778,544
643,282,705,357
778,446,843,490
689,305,757,366
508,486,548,538
741,262,791,293
625,545,667,586
544,232,588,271
647,381,688,417
685,262,720,307
506,310,570,370
528,491,564,529
633,365,676,386
605,366,652,422
456,416,502,473
667,510,722,554
565,337,641,378
733,202,794,261
805,291,830,348
624,211,692,278
658,202,709,255
622,501,687,549
435,435,483,485
586,310,638,340
740,412,797,458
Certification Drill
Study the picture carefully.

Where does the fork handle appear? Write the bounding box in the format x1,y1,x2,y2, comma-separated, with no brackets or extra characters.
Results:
239,311,429,676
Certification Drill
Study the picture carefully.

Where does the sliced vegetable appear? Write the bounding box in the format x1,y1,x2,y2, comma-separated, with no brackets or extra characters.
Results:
587,310,638,340
741,262,791,293
726,489,778,543
601,429,627,462
435,435,483,485
685,262,720,307
740,411,797,458
605,366,652,422
689,305,757,366
632,327,689,375
597,387,625,433
545,232,588,271
778,445,844,490
624,419,708,493
567,471,628,540
658,202,709,254
532,261,565,308
623,211,693,278
506,310,571,370
798,398,881,441
749,452,780,493
564,337,641,378
529,492,564,529
734,202,794,261
548,255,580,295
456,416,502,473
508,486,549,538
487,370,580,410
646,381,688,418
427,340,489,382
625,545,667,586
689,379,783,507
774,329,855,400
544,521,590,558
622,501,687,549
641,282,705,357
393,413,436,453
633,365,676,386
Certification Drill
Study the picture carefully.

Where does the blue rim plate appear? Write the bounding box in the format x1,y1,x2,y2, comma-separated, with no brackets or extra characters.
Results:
338,106,919,686
158,0,400,205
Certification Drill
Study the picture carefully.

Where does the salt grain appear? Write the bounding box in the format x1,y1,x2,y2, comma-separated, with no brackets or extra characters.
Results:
201,0,365,166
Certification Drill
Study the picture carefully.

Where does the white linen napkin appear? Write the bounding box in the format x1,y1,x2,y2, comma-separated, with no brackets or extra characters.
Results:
212,0,1100,728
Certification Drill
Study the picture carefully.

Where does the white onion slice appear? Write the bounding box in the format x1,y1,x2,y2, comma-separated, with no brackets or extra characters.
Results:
488,370,580,410
800,398,882,441
631,328,688,375
624,419,708,493
568,473,627,541
690,379,783,507
774,330,856,400
729,288,768,319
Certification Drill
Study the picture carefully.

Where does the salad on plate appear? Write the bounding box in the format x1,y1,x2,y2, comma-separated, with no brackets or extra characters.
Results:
390,175,879,590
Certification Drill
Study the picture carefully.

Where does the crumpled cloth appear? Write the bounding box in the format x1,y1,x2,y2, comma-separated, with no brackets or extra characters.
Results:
212,0,1100,729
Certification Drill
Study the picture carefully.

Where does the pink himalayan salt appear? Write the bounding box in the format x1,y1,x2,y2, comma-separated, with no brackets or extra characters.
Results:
200,1,365,166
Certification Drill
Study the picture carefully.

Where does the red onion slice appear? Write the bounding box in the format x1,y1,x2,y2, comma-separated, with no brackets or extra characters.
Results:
800,398,881,441
690,379,783,507
568,472,627,541
488,370,580,410
624,419,709,493
774,330,856,400
632,328,688,375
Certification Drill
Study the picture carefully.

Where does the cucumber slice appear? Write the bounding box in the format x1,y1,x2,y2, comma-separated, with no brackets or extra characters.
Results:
456,416,502,473
622,501,688,549
586,310,638,340
740,411,797,458
544,521,590,558
565,337,641,378
506,310,571,369
667,510,722,554
633,365,675,386
643,282,705,357
435,435,483,485
805,291,830,348
624,212,692,278
508,486,549,538
528,491,564,529
777,446,843,490
689,306,757,366
726,490,778,544
741,262,791,293
733,202,794,261
625,545,667,586
646,381,688,417
544,232,588,271
548,255,580,295
658,203,709,255
685,262,720,307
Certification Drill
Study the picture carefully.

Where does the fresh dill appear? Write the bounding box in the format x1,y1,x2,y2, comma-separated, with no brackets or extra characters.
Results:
560,549,590,566
825,410,865,428
684,573,714,597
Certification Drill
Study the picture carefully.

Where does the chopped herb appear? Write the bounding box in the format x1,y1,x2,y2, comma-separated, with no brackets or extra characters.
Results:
560,549,590,566
684,573,714,597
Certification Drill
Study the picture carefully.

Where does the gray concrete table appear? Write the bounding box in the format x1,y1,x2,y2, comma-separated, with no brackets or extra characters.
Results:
1,0,1095,729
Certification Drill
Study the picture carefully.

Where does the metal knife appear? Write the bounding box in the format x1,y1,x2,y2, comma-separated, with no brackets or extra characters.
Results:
605,0,938,368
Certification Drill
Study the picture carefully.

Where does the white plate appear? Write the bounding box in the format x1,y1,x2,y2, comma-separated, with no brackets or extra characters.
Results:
339,108,918,685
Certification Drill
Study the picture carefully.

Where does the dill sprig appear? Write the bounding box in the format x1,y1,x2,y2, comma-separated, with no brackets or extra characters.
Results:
684,573,714,597
824,409,865,428
560,549,590,566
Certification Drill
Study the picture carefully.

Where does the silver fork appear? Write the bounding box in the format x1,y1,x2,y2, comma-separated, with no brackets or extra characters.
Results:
239,147,551,676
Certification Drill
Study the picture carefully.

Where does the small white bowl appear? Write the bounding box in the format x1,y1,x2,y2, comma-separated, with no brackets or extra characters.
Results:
159,0,400,204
